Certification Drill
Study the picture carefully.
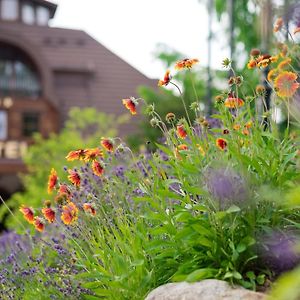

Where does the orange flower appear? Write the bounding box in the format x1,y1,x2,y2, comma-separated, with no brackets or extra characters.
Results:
216,138,227,151
176,124,187,139
267,69,277,82
122,97,138,115
61,202,78,225
224,97,244,108
84,148,103,161
278,58,291,70
19,205,34,224
257,58,271,68
274,71,300,98
33,217,45,232
247,59,257,69
175,144,188,159
47,168,58,194
158,70,171,86
68,170,81,187
243,128,250,136
42,207,56,223
58,184,70,195
92,160,104,176
294,27,300,35
175,58,199,70
83,203,96,216
56,184,71,203
101,138,114,152
233,124,241,130
274,17,284,32
66,149,87,161
270,55,279,63
245,121,253,129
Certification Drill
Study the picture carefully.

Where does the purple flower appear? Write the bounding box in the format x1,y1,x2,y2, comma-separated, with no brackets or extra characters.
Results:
260,231,300,274
204,167,249,209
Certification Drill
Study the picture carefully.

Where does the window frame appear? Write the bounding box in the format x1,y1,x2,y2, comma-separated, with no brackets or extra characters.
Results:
22,111,40,137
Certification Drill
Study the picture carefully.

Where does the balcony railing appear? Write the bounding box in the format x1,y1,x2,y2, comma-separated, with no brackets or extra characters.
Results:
0,75,41,98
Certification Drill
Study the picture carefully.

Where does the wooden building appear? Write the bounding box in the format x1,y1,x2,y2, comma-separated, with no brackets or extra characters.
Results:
0,0,156,197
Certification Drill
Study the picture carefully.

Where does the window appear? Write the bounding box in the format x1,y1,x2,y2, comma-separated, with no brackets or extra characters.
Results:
22,112,39,137
36,6,49,26
1,0,19,20
0,42,42,98
0,111,8,140
22,3,35,25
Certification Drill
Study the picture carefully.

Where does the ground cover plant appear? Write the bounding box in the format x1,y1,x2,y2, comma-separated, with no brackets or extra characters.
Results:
2,18,300,300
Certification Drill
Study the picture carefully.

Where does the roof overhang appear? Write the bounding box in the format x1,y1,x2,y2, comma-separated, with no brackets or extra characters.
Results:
31,0,57,19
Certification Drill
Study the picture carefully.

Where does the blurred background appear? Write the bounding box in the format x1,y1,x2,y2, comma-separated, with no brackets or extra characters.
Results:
0,0,299,229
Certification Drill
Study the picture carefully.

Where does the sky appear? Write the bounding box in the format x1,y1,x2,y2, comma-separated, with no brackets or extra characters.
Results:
51,0,228,79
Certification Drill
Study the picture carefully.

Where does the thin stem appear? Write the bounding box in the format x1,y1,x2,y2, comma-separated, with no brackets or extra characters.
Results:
169,81,192,126
287,98,290,132
0,195,28,233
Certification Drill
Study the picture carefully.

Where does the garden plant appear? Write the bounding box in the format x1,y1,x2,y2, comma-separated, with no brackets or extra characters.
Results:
1,18,300,300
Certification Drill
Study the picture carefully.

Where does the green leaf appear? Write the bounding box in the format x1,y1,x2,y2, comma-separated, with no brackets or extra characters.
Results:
246,271,256,280
256,274,266,285
236,243,246,253
233,271,242,280
226,205,241,213
197,236,213,248
185,268,217,282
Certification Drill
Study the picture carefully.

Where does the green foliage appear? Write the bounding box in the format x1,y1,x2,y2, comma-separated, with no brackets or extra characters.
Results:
3,15,300,300
1,107,124,230
214,0,260,52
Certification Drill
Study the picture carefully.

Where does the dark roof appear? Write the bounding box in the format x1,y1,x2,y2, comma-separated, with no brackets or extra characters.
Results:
30,0,57,18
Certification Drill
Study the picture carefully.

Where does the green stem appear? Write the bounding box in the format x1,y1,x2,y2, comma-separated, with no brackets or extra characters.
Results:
170,81,192,127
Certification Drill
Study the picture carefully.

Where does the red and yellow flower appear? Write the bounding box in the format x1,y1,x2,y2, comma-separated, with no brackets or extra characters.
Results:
47,168,58,194
83,203,96,216
175,58,199,70
61,202,78,225
216,138,227,151
92,160,104,176
68,170,81,187
224,96,244,108
247,59,257,69
278,58,291,70
83,148,103,161
101,138,114,152
33,217,45,232
19,205,34,224
66,149,87,161
42,207,56,223
274,71,299,98
158,70,171,86
174,144,188,159
122,97,138,115
176,124,187,139
59,184,71,196
55,184,71,203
